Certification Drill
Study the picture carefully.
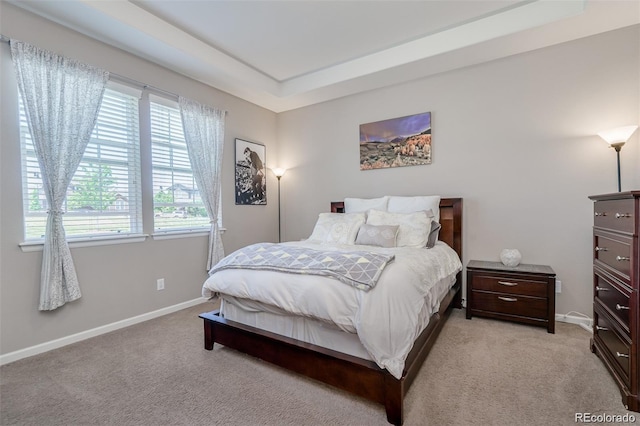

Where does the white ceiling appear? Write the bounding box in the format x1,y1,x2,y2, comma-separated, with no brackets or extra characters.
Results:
8,0,640,112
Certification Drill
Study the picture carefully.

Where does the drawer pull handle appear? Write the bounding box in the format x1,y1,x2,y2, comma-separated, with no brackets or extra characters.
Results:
595,325,608,331
616,256,630,262
595,212,607,217
595,286,609,292
616,352,630,359
498,281,518,287
595,246,608,252
498,296,518,302
616,304,630,311
615,213,631,219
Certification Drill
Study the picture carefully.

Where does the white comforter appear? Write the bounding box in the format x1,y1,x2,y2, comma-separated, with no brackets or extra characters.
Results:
202,240,462,379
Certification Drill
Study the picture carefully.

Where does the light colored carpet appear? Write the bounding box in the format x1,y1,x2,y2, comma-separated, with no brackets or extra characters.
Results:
1,303,635,426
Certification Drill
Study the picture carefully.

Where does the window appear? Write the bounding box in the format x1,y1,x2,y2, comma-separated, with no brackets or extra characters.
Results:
20,83,142,240
150,96,210,233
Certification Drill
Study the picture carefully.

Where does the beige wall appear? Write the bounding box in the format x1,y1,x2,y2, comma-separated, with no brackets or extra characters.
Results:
277,25,640,317
0,4,279,355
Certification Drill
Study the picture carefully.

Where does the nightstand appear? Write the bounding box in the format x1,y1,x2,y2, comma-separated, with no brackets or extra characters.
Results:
466,260,556,333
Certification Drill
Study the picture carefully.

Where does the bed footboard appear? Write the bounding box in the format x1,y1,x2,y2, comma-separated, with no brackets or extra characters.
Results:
200,309,406,424
200,310,392,404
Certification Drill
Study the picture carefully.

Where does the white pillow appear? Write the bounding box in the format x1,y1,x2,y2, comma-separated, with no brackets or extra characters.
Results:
387,195,441,222
308,212,366,245
344,196,389,213
366,210,432,248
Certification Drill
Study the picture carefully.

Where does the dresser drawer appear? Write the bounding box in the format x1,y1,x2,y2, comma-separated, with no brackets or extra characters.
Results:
594,230,633,282
469,274,548,298
594,271,631,332
594,309,631,387
594,198,636,234
471,291,548,320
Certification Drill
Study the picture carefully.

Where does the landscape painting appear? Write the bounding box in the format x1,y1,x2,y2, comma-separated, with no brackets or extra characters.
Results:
359,112,432,170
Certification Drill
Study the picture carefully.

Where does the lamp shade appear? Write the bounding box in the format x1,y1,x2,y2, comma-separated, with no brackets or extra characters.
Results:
597,125,638,145
272,168,287,178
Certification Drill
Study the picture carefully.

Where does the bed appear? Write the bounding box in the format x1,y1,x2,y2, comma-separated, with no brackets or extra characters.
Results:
199,197,463,425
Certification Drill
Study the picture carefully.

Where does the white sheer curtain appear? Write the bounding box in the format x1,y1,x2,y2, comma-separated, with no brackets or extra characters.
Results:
179,97,226,270
11,40,109,311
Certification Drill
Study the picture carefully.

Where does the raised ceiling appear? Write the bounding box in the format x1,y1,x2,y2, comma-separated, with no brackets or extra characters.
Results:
8,0,640,112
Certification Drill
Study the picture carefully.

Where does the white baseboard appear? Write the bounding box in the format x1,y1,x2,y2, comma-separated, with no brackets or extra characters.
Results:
0,297,209,366
556,313,593,333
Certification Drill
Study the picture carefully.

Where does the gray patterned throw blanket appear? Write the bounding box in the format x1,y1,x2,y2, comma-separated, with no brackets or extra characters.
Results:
210,243,395,291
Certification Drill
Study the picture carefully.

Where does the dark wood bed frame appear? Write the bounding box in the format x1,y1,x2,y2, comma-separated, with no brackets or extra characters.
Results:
200,198,463,425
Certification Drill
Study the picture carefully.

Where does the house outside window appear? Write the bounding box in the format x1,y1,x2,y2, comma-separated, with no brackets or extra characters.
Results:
20,83,143,240
149,95,211,233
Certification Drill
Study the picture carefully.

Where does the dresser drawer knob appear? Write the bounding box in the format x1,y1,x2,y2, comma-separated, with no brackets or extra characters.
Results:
498,296,518,302
497,281,518,287
616,256,630,262
595,286,609,292
616,304,630,311
615,213,631,219
595,325,609,331
595,212,606,217
595,246,608,252
616,351,630,359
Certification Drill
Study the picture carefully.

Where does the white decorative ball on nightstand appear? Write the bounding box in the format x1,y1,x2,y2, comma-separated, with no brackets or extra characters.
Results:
500,249,522,267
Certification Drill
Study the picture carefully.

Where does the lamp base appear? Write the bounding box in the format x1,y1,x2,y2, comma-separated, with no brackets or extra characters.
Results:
614,145,622,192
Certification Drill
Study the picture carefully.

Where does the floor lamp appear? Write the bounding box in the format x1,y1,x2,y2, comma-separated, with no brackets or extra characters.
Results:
272,168,286,242
597,125,638,192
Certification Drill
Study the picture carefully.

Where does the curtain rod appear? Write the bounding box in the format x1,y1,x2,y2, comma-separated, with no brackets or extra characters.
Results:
1,34,227,114
109,73,179,101
1,34,177,101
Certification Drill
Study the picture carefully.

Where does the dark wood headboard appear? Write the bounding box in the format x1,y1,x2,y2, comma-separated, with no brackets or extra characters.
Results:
330,198,463,262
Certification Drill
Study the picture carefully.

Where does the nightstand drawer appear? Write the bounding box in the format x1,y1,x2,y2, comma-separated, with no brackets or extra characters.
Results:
594,230,633,282
594,199,636,234
594,271,631,332
470,274,548,298
471,291,548,319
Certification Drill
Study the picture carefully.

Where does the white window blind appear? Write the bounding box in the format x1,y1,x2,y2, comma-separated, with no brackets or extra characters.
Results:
150,96,210,232
20,85,142,240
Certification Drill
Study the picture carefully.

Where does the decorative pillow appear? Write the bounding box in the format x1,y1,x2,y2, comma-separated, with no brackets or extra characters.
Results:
426,221,442,249
366,210,432,248
344,196,389,214
388,195,441,222
355,224,399,248
308,212,366,245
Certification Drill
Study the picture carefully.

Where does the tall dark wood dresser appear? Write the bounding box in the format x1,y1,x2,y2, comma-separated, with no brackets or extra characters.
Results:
589,191,639,412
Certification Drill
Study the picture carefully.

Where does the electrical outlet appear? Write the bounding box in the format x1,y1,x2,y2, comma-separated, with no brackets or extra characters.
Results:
555,279,561,294
157,278,165,291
